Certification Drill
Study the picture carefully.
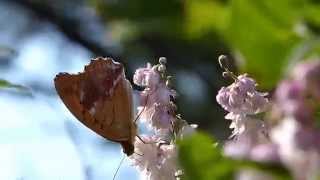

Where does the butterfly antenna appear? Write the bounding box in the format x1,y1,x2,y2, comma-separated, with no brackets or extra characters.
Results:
112,154,126,180
134,94,149,123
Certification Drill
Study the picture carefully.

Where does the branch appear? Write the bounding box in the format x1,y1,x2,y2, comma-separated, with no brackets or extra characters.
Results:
11,0,118,58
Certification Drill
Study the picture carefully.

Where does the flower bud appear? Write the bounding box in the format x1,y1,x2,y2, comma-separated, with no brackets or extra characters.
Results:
158,64,166,73
218,55,228,69
159,57,167,64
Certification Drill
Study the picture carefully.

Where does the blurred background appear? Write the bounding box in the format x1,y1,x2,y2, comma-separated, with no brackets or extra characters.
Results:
0,0,319,179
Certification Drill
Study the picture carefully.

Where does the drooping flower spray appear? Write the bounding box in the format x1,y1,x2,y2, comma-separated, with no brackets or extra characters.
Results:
269,60,320,180
216,55,320,179
215,55,270,160
130,57,196,180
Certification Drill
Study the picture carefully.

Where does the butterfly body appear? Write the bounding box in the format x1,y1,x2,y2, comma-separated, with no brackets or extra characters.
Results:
54,57,136,155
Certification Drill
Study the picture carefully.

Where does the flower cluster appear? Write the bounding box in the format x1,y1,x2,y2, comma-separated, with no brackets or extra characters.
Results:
217,74,270,161
133,59,177,131
130,58,196,180
270,60,320,179
216,74,269,115
216,57,320,180
130,136,178,180
216,56,271,163
216,72,269,139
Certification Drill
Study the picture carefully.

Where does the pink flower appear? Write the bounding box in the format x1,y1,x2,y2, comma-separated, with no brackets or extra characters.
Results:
137,75,176,130
250,143,280,162
131,59,191,179
295,127,320,153
224,137,279,163
275,80,304,101
150,103,174,130
133,63,160,89
216,74,269,114
140,84,176,107
224,136,253,159
223,114,269,159
292,60,320,100
275,80,314,126
216,87,230,109
271,117,320,179
237,74,257,94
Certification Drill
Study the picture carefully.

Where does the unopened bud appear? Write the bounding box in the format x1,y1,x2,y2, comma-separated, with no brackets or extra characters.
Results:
158,64,166,72
222,72,230,78
159,57,167,65
170,101,178,112
218,55,228,69
166,76,173,87
152,65,159,71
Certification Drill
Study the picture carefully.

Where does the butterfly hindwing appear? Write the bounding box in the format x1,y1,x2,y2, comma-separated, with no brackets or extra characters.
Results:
54,57,136,155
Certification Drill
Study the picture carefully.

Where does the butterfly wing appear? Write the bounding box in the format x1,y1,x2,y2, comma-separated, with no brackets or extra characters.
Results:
54,58,136,155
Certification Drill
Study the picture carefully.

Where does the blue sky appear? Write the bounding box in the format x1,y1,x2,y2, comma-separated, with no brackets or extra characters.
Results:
0,3,139,178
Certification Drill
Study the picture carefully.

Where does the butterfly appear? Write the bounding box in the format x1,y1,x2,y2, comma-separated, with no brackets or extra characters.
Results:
54,57,136,156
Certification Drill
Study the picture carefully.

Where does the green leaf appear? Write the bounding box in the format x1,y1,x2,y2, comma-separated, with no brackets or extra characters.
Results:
303,3,320,29
184,0,229,39
0,79,28,90
90,0,184,38
178,132,235,180
185,0,313,89
226,0,304,89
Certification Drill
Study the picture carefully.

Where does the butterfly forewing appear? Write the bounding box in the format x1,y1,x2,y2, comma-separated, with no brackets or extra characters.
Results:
54,57,136,155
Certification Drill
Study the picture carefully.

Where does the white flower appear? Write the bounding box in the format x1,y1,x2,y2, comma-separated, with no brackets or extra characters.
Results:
225,113,247,137
131,136,178,180
130,136,161,171
147,145,178,180
225,113,268,139
224,136,252,159
237,169,276,180
250,143,280,162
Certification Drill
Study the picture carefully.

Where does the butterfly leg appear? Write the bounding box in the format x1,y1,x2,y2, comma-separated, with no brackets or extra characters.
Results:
112,154,126,180
136,135,146,144
136,134,158,144
133,152,143,156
